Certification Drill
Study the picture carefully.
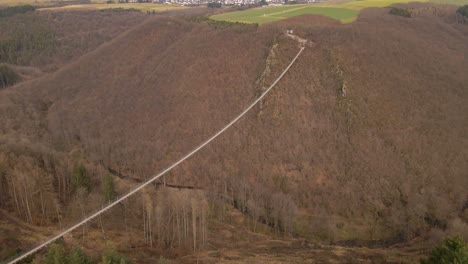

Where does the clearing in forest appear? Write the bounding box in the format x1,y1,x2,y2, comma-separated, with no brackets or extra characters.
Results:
211,0,467,24
211,5,358,24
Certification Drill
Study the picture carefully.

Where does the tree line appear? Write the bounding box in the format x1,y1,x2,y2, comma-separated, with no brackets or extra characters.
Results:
0,5,36,18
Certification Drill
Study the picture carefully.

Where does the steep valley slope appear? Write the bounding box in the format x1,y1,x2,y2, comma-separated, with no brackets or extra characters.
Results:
0,4,467,263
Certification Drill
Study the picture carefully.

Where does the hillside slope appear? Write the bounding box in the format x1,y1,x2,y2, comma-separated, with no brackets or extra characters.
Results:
0,4,467,262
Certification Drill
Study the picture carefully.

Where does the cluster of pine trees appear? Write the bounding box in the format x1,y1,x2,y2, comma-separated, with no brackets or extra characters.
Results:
457,5,468,18
0,64,20,88
421,236,468,264
0,13,56,65
29,242,129,264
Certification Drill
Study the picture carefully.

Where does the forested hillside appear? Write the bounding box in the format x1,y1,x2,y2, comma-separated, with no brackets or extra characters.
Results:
0,3,467,263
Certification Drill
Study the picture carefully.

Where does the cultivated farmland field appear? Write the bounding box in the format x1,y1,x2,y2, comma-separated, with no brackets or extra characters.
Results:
211,0,468,24
0,0,106,7
40,3,186,12
211,5,359,24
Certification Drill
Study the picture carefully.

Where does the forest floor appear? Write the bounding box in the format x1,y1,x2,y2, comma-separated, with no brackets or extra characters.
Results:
176,210,429,264
0,206,430,263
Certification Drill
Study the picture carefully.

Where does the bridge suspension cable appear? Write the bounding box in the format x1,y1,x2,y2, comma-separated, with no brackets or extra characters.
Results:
7,46,305,264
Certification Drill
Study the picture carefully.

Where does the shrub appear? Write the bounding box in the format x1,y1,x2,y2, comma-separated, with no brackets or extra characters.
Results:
420,236,468,264
207,2,222,8
45,243,67,264
0,5,36,18
43,243,94,264
102,175,116,202
0,64,20,89
457,5,468,18
72,164,91,192
157,257,170,264
101,243,128,264
187,16,209,22
207,19,258,31
69,246,92,264
389,7,411,18
100,8,140,13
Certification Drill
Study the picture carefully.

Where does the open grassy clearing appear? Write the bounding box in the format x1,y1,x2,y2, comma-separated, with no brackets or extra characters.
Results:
283,6,358,22
211,0,467,25
211,0,427,24
211,5,360,24
40,3,185,12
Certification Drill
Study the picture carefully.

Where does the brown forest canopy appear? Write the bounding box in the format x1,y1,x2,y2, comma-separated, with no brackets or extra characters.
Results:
0,4,467,260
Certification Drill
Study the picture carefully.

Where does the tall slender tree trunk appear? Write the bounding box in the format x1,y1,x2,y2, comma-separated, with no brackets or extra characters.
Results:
24,190,33,223
192,203,197,251
148,210,153,248
11,179,20,214
176,211,181,247
143,201,147,242
99,215,106,239
55,202,62,229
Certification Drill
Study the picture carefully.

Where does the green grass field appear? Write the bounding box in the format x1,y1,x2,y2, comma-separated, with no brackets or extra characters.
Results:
211,5,359,24
39,3,185,12
211,0,467,25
